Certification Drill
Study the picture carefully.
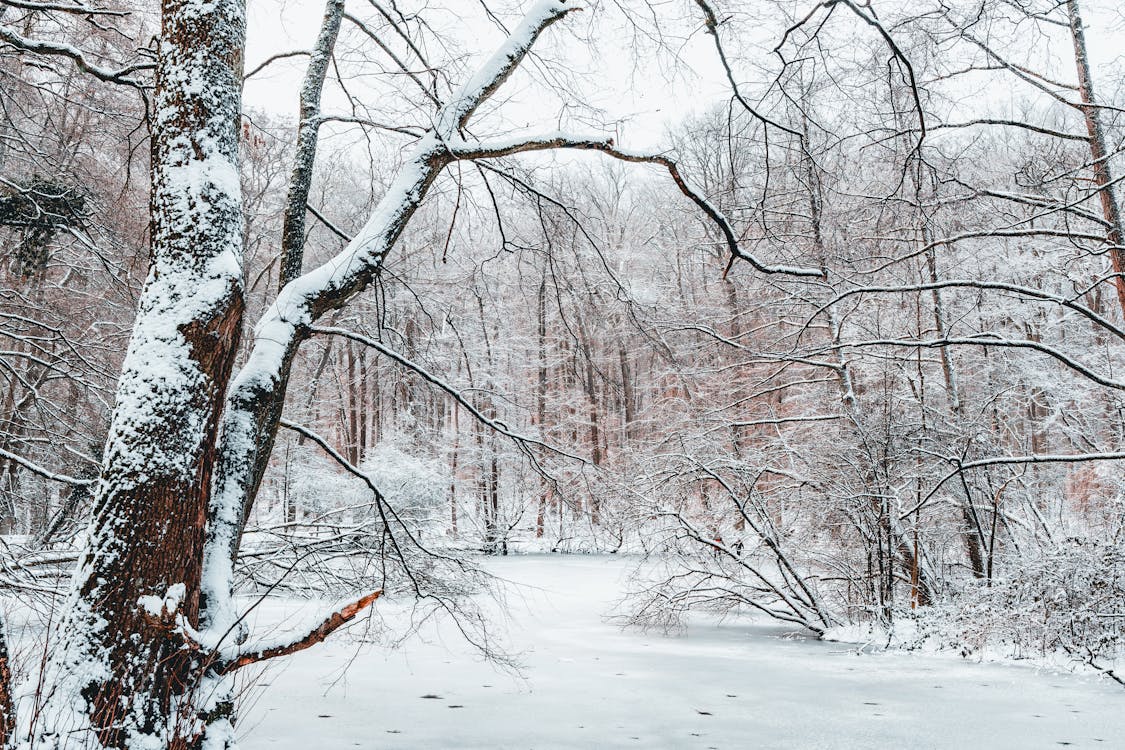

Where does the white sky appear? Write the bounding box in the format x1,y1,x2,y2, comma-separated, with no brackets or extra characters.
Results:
242,0,1125,152
243,0,728,150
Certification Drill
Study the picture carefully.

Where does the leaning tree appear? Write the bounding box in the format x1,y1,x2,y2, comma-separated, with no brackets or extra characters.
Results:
0,0,820,747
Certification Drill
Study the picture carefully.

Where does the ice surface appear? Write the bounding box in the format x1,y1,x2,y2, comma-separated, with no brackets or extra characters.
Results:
238,555,1123,749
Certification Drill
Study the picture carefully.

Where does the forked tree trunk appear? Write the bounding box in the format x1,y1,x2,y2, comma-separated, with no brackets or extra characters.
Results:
18,1,745,744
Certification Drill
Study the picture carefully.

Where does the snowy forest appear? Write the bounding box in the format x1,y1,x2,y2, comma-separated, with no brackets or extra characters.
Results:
0,0,1124,746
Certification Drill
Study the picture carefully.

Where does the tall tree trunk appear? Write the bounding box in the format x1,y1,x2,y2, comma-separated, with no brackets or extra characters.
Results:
618,342,634,441
35,0,246,742
536,276,549,538
0,612,11,747
923,234,986,579
345,340,359,463
449,402,459,537
578,323,602,524
278,0,345,289
1068,0,1125,318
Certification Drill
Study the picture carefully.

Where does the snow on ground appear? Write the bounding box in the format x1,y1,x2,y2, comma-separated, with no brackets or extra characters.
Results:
238,555,1122,749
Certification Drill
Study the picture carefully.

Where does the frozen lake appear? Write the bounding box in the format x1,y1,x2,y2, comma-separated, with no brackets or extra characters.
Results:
239,555,1123,749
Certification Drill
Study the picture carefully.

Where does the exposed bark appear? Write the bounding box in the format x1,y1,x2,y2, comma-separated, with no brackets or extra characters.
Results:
34,0,247,742
0,611,12,747
217,590,381,674
1067,0,1125,319
278,0,346,289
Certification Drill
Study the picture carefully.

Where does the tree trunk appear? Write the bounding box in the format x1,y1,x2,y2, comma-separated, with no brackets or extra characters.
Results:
34,0,246,743
449,402,459,537
1068,0,1125,318
0,612,12,747
924,234,986,579
536,275,549,538
278,0,345,289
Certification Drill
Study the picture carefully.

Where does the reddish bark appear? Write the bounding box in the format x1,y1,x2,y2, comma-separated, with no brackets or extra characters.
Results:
218,590,382,674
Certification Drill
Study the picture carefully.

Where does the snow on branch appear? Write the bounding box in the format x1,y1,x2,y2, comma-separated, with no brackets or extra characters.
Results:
817,335,1125,391
729,414,844,428
238,2,582,343
0,26,152,85
216,590,382,674
956,452,1125,471
1,0,130,15
434,0,578,137
306,203,353,242
0,446,93,486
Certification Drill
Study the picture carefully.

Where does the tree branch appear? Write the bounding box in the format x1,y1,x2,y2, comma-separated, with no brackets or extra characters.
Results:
217,590,382,674
449,133,824,277
0,447,94,486
311,325,585,460
243,50,311,81
0,26,151,85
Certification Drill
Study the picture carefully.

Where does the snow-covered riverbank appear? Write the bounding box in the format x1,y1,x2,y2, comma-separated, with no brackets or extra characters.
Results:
238,555,1122,749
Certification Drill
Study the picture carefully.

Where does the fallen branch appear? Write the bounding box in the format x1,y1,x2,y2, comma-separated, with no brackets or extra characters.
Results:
218,589,382,674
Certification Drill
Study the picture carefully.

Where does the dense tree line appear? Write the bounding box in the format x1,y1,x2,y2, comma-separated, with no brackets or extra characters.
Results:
0,0,1122,746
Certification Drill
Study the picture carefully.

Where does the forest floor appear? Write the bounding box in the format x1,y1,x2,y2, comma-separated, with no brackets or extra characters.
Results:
237,555,1123,749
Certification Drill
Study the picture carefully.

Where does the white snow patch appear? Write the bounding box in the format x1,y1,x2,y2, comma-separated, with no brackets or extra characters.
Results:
237,556,1125,749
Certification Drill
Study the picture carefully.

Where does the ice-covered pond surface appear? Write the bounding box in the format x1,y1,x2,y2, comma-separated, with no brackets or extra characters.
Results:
239,555,1122,749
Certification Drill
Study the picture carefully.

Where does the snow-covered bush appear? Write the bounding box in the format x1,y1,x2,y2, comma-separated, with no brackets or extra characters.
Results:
358,438,449,539
240,437,456,596
283,448,359,519
915,538,1125,666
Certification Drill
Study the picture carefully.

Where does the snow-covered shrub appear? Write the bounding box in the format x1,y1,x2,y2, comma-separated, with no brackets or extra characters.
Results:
358,438,449,539
915,538,1125,665
241,437,457,596
283,448,360,518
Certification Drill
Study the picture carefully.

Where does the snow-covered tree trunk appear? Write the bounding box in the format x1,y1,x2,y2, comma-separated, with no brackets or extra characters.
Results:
0,613,12,746
30,0,246,744
278,0,344,290
14,1,783,744
200,0,581,628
